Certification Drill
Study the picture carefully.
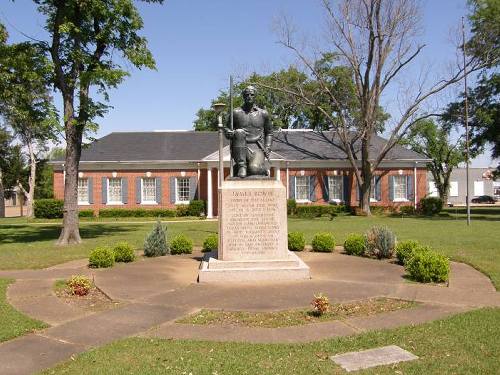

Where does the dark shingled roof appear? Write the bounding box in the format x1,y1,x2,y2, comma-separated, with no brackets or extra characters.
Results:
64,130,426,163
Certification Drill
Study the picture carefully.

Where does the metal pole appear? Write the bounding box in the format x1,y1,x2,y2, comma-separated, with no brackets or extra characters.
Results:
462,17,471,226
218,114,224,188
229,75,234,177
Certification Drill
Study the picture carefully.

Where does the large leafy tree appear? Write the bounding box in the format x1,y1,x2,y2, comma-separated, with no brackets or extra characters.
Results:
405,120,466,204
32,0,164,244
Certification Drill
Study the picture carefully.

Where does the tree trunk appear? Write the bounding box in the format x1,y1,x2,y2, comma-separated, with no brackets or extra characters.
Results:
24,142,37,218
0,169,5,218
57,99,83,245
359,137,372,215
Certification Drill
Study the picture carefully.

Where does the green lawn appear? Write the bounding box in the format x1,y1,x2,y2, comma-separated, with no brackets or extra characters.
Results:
41,307,500,374
1,208,499,288
0,279,48,342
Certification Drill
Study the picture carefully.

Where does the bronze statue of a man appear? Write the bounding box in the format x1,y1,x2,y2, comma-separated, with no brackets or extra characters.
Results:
224,85,273,178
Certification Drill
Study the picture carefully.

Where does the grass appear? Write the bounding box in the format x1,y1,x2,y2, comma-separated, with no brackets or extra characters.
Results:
1,207,499,288
41,307,500,374
0,278,48,342
177,298,416,328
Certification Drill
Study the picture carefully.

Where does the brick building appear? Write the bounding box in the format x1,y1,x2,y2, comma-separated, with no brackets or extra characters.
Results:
50,130,430,217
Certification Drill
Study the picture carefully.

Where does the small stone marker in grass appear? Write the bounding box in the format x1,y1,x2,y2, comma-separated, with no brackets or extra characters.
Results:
330,345,418,372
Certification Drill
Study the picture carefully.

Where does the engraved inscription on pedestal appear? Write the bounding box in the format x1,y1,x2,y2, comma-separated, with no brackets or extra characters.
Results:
219,180,288,261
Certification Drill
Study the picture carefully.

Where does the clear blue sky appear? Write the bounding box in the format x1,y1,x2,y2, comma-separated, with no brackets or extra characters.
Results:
1,0,494,166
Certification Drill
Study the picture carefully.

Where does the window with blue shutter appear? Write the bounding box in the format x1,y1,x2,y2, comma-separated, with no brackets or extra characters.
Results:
156,177,162,203
169,177,176,203
288,176,295,199
406,175,414,201
309,176,317,202
88,177,93,204
121,178,128,204
101,177,107,204
343,175,350,203
135,177,141,203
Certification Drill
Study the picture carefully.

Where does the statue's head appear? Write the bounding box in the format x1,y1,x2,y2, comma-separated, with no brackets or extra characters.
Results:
242,85,256,106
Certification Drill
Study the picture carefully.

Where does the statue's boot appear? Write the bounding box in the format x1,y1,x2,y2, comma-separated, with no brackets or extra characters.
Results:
237,165,247,178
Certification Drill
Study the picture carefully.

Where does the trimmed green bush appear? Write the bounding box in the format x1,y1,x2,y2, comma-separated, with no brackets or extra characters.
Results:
287,199,297,215
175,204,190,217
187,200,205,217
395,240,420,265
88,246,115,268
366,226,396,259
67,275,92,296
293,205,345,219
144,219,169,257
170,234,193,255
418,196,443,216
343,233,366,256
113,242,135,263
311,232,335,252
288,231,306,251
78,209,94,218
202,234,218,252
405,249,450,283
34,199,63,218
98,208,176,218
400,206,416,215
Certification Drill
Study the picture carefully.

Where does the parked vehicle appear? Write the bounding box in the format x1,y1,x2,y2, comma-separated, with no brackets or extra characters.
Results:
471,195,497,204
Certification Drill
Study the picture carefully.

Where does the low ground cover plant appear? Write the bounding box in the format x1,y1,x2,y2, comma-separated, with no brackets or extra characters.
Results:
144,219,169,257
88,246,115,268
202,233,218,252
170,234,193,254
33,199,64,219
67,275,92,296
395,240,420,265
405,248,450,283
343,233,366,256
311,232,335,252
288,231,305,251
113,242,135,263
365,226,396,259
99,208,176,218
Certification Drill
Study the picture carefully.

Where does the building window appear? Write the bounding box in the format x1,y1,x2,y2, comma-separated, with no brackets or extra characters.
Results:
449,181,459,197
295,176,309,201
474,181,484,196
141,178,156,203
176,177,190,203
393,175,408,201
107,178,122,204
328,176,343,201
78,178,89,204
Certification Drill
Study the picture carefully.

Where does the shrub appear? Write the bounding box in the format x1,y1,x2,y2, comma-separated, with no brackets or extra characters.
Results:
175,204,190,217
113,242,135,263
79,209,94,218
170,234,193,254
88,246,115,268
292,205,344,219
144,219,169,257
202,234,218,252
34,199,64,219
405,250,450,283
311,232,335,252
288,231,306,251
287,199,297,215
343,233,366,256
399,206,416,216
395,240,420,265
311,293,330,316
187,200,205,217
67,275,92,296
418,197,443,216
98,208,176,218
365,226,396,259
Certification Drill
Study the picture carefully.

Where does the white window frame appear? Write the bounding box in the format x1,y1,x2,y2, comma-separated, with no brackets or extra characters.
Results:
141,177,157,205
328,175,343,203
107,177,123,205
175,177,190,204
449,181,459,197
77,178,89,205
393,175,409,202
370,177,379,202
295,176,310,203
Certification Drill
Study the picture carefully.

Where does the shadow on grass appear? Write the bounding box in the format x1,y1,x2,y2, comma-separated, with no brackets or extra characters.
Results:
0,224,141,244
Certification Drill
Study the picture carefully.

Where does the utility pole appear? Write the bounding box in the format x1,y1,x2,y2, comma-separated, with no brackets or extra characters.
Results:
462,16,471,226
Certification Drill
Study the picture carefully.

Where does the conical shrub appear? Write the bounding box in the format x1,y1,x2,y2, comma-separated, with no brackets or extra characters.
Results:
144,219,169,257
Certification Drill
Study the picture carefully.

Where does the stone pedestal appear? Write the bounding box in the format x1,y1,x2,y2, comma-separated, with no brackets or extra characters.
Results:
198,179,310,282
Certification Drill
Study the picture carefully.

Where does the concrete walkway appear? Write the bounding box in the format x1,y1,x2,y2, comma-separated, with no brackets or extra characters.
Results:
0,251,499,375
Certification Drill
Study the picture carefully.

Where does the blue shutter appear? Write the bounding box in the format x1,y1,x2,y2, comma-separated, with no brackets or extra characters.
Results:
189,177,196,201
289,176,295,199
136,177,142,204
169,177,176,203
88,177,93,204
156,177,162,203
322,175,330,201
389,176,395,201
309,176,317,202
121,178,128,204
101,177,107,204
343,175,350,203
407,175,414,201
374,176,381,201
